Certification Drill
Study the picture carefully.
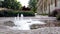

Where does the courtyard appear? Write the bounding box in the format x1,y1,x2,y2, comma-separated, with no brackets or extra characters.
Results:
0,0,60,34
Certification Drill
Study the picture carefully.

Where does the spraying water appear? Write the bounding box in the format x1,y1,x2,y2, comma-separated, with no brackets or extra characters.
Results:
13,14,46,30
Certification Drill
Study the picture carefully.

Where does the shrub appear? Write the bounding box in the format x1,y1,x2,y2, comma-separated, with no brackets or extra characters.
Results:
0,10,35,17
56,14,60,20
52,10,58,17
39,14,48,16
49,9,59,17
0,10,18,17
19,11,35,17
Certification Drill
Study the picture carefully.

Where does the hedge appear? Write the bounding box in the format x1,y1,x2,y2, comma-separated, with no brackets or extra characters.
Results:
0,10,35,17
18,11,35,17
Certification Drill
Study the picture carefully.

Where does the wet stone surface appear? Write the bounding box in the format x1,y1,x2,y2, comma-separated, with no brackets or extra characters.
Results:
4,21,15,27
0,17,60,34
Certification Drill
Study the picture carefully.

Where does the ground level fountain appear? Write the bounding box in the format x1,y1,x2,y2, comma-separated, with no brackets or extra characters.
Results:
0,13,58,34
12,14,46,30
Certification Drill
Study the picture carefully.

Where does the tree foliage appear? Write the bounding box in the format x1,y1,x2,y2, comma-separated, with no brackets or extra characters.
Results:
29,0,37,12
2,0,22,10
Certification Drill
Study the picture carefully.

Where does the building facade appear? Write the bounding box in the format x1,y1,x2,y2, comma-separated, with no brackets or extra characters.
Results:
37,0,60,14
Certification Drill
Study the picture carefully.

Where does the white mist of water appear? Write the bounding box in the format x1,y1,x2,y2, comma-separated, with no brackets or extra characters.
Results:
13,14,46,30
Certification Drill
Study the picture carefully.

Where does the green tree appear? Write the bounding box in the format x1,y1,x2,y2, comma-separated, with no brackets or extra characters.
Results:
29,0,37,12
3,0,22,10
